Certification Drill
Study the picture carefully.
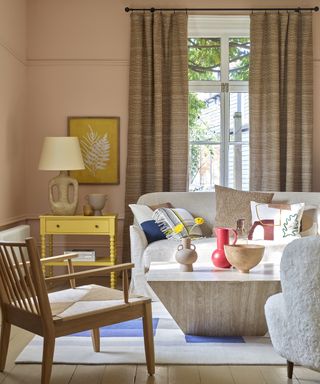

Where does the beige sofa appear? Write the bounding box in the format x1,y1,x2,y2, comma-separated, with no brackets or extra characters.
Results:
129,191,320,297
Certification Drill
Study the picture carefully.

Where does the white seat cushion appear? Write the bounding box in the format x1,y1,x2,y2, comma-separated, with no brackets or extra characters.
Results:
49,284,147,319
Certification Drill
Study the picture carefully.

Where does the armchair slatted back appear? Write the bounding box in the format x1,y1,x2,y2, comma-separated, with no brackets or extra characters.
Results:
0,238,52,323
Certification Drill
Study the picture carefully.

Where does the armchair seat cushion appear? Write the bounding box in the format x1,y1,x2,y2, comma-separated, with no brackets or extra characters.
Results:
49,284,148,319
265,293,292,359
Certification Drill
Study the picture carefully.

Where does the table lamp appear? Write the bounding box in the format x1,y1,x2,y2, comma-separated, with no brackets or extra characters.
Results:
38,137,85,215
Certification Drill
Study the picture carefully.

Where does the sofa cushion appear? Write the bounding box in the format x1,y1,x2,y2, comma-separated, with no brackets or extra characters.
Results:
250,202,304,240
129,204,165,243
153,207,203,239
214,185,274,232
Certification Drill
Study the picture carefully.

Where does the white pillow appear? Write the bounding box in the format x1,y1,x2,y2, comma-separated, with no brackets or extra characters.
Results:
129,204,154,224
250,201,304,240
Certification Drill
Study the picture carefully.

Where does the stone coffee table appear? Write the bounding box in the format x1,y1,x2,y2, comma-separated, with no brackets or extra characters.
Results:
146,262,281,337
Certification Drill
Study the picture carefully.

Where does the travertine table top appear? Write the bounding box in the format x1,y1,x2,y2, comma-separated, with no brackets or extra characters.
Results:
147,261,280,282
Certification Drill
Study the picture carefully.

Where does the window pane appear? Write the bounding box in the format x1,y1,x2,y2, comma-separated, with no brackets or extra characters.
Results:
189,92,221,142
229,92,249,142
229,38,250,81
188,38,221,81
228,143,249,190
189,144,220,191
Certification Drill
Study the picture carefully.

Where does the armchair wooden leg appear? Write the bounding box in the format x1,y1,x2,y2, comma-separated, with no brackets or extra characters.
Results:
287,360,294,379
0,321,11,371
142,302,155,376
91,328,100,352
41,336,55,384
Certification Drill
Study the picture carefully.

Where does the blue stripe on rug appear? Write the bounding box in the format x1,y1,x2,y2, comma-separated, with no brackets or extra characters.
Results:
185,335,245,343
72,318,159,337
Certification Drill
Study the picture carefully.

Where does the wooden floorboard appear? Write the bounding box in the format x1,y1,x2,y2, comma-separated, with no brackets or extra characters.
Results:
135,365,168,384
50,365,77,384
101,365,136,384
294,367,320,384
199,366,234,384
230,366,267,384
70,365,105,384
168,366,200,384
1,326,320,383
259,366,300,384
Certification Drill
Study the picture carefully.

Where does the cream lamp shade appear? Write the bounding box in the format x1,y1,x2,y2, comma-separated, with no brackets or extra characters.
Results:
38,137,85,171
38,137,85,216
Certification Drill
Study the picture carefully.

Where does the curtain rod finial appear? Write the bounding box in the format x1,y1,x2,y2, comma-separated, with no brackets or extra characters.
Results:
315,6,319,12
125,7,130,12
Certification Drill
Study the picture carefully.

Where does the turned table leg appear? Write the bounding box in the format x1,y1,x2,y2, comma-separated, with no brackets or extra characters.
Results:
110,235,117,288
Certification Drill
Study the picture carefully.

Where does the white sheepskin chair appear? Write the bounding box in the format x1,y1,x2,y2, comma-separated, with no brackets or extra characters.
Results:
265,236,320,378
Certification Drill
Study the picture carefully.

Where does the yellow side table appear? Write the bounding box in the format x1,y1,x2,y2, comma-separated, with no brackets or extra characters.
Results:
39,214,118,288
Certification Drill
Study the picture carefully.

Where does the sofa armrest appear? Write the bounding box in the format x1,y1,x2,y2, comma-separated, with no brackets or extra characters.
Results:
129,225,148,272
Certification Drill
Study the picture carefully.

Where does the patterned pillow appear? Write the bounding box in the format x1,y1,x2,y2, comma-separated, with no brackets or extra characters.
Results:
129,204,166,244
153,207,203,240
249,201,305,240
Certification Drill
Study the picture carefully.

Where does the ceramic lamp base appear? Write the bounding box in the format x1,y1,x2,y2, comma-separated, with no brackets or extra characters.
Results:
49,171,78,215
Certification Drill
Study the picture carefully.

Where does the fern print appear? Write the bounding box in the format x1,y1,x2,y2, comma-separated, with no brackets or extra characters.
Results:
80,125,110,176
282,214,299,237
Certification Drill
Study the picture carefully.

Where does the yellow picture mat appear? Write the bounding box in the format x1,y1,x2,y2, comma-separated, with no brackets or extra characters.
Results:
68,117,120,184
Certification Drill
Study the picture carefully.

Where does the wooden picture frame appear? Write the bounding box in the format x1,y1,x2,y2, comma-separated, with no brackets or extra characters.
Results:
68,117,120,184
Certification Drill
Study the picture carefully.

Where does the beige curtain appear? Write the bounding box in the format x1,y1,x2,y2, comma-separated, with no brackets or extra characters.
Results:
249,12,313,191
123,12,188,261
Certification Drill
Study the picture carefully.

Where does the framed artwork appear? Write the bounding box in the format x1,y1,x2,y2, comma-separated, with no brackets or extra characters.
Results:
68,117,120,184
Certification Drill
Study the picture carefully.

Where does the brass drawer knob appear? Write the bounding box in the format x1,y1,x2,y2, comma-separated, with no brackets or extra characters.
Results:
56,224,60,228
95,225,99,228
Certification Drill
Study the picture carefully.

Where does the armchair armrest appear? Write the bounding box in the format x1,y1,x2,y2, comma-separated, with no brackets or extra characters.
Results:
45,263,134,303
45,263,134,283
40,253,79,263
17,253,79,269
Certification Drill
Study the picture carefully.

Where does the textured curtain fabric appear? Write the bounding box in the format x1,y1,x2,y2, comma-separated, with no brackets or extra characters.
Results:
123,12,188,261
249,12,313,192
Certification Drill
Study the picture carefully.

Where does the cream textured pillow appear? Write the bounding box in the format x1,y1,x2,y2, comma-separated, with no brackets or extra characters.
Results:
214,185,274,233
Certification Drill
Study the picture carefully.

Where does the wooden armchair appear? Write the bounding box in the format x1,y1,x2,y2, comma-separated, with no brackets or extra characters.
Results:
0,238,155,384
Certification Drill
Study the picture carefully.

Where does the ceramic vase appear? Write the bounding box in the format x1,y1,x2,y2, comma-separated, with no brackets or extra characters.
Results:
86,194,107,216
175,237,198,272
211,227,237,268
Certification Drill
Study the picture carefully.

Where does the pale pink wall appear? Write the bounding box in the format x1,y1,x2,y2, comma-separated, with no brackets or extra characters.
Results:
25,0,320,257
0,0,27,226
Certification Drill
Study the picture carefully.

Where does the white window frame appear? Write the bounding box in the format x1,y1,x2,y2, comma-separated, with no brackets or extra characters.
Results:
188,16,250,190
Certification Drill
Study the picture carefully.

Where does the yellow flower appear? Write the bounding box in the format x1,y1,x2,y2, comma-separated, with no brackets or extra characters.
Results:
173,223,184,234
194,217,204,225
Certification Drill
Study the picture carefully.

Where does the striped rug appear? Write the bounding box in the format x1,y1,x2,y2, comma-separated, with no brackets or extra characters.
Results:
16,302,285,365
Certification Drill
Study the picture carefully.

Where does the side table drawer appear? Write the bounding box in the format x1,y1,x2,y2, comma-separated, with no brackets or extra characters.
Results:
45,219,110,234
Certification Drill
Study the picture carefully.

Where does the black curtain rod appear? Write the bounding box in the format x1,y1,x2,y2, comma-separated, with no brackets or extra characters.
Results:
125,6,319,13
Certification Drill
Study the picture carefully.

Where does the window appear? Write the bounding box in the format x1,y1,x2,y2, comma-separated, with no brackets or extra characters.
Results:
188,16,250,191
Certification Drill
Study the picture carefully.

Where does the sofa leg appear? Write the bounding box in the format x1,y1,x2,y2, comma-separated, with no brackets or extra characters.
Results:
287,360,294,379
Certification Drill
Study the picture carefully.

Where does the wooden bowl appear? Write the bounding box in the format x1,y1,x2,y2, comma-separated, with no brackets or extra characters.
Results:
224,244,265,273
